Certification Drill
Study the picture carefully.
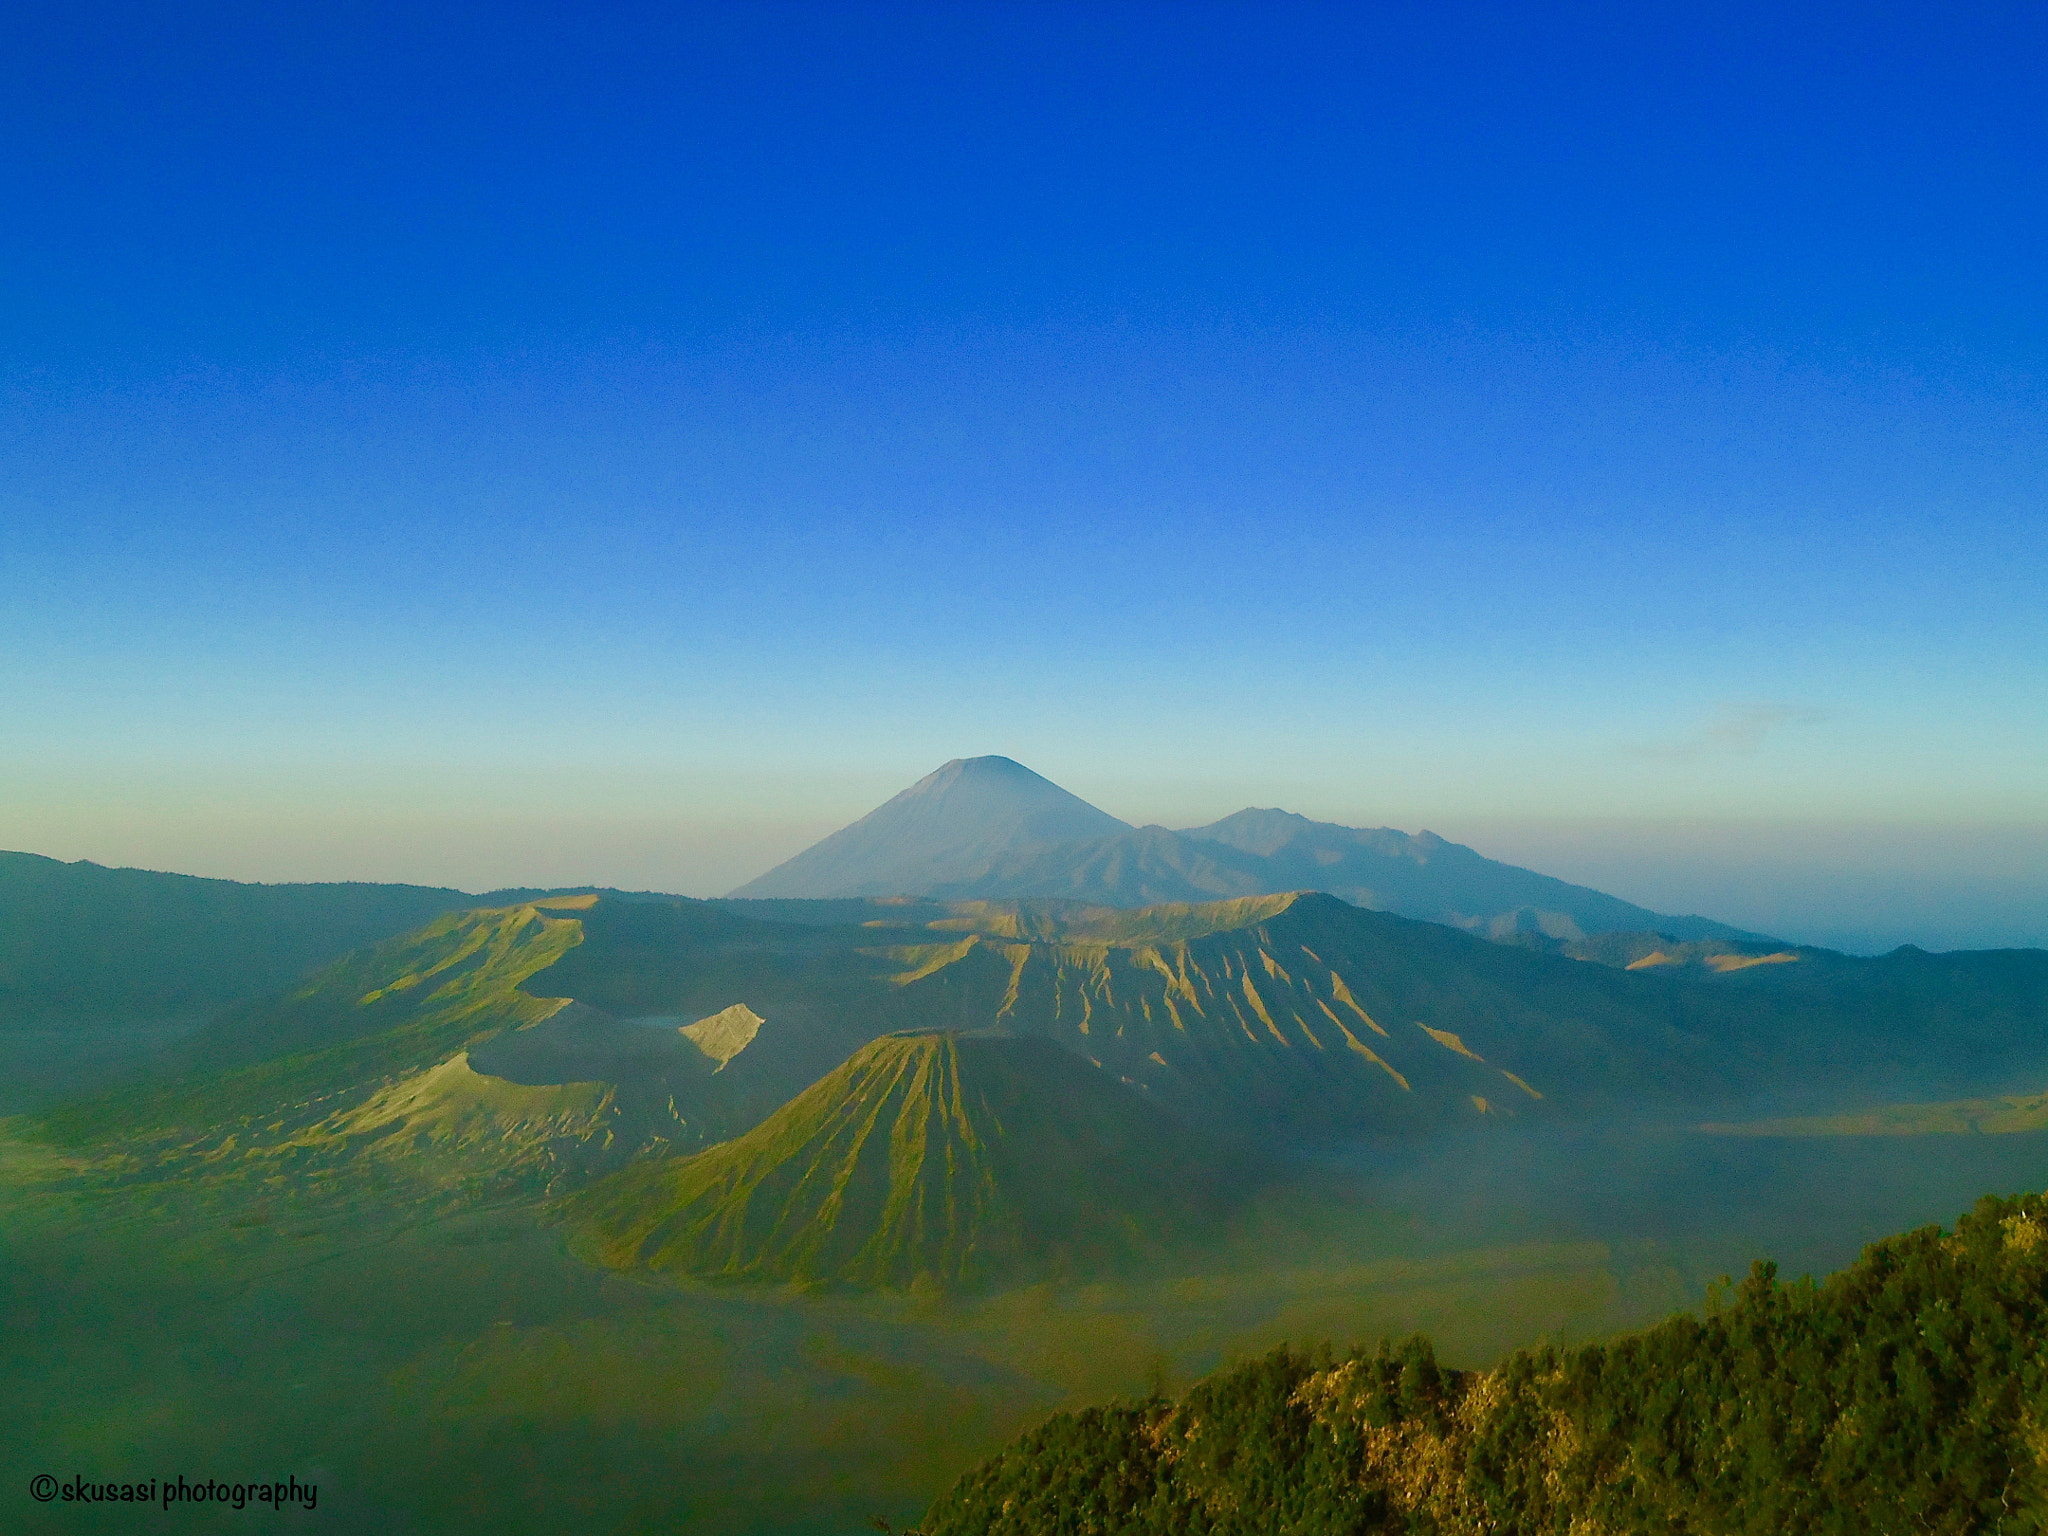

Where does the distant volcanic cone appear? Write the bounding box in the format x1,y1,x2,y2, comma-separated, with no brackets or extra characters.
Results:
727,755,1131,898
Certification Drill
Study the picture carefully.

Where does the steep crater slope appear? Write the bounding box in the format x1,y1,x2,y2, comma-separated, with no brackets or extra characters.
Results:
558,1030,1254,1291
869,893,1742,1136
494,892,1737,1138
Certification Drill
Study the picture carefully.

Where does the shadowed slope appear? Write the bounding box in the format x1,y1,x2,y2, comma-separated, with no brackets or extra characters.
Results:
560,1031,1251,1291
0,851,478,1028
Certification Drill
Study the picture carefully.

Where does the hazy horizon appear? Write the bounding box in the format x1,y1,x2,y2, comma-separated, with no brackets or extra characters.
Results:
5,6,2043,951
8,756,2044,953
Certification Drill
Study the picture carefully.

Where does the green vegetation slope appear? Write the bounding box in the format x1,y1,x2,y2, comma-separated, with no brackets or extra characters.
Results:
921,1189,2048,1534
559,1030,1252,1291
532,890,1771,1139
31,886,2048,1204
36,899,588,1154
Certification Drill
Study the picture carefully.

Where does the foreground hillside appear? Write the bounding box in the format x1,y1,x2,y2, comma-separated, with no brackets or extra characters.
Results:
922,1190,2048,1534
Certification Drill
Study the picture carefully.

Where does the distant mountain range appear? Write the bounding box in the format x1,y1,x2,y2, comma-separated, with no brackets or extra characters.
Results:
50,890,1749,1159
41,882,2048,1296
731,756,1763,945
16,758,2048,1300
2,758,1761,1038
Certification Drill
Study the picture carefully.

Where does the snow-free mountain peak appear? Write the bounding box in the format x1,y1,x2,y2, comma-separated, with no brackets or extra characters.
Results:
728,756,1131,899
730,760,1765,943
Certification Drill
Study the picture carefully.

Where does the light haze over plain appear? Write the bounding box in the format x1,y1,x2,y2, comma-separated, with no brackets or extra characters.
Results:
2,2,2043,952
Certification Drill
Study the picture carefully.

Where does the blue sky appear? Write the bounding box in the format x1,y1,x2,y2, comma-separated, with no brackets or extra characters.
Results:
3,2,2043,947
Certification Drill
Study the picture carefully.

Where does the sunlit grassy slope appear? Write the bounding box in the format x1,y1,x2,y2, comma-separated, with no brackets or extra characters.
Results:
35,899,588,1154
560,1030,1253,1291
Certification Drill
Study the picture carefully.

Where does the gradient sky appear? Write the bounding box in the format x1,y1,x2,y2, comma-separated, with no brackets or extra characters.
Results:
3,2,2044,950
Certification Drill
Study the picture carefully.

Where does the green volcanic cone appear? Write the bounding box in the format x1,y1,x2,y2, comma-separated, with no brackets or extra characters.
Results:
558,1030,1251,1292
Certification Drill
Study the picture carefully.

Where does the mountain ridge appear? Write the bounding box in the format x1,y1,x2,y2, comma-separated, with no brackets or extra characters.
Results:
726,760,1767,945
0,851,480,1029
43,887,2048,1171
